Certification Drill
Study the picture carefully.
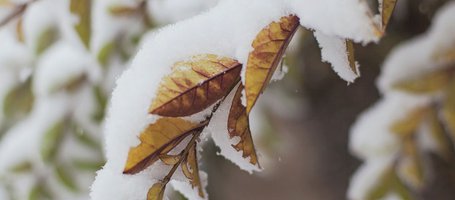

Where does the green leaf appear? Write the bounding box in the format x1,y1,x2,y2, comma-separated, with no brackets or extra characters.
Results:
55,165,79,192
92,86,107,123
3,78,34,120
28,184,52,200
70,0,92,49
9,161,32,173
41,121,66,162
72,123,101,151
97,42,115,67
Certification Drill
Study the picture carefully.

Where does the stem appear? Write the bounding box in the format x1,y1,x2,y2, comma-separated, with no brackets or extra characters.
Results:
0,0,37,27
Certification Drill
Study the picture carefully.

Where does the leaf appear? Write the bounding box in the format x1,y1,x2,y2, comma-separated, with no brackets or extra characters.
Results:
366,167,412,200
390,107,428,137
9,161,32,173
108,5,139,16
72,159,105,171
244,15,300,114
97,41,115,67
16,16,24,43
149,54,242,117
227,84,259,166
123,118,204,174
428,108,453,161
434,45,455,63
72,123,101,151
393,69,452,94
381,0,398,29
3,78,34,120
181,144,204,198
50,73,87,93
70,0,91,49
55,164,78,192
92,85,108,122
36,27,58,55
29,184,52,200
41,121,66,162
397,137,425,190
346,39,359,76
158,154,181,165
147,182,165,200
442,79,455,141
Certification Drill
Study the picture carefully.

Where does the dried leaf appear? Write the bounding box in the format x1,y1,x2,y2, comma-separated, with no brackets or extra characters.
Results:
41,121,66,162
381,0,398,29
346,39,359,76
227,84,259,166
393,69,452,94
36,27,58,55
70,0,91,48
245,15,300,113
442,80,455,141
123,118,204,174
147,182,165,200
390,107,428,137
149,54,242,117
3,78,34,120
55,164,78,192
428,108,453,161
16,16,24,43
158,154,180,165
397,138,425,190
181,144,204,198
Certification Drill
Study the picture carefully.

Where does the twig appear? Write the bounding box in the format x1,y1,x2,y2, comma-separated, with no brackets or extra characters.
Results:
0,0,37,27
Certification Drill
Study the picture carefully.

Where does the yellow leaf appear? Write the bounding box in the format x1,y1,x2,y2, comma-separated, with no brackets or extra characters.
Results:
109,5,139,16
382,0,398,30
393,69,452,94
35,26,58,55
70,0,91,49
434,45,455,66
147,182,165,200
149,54,242,117
123,118,204,174
390,107,428,137
227,84,259,166
346,39,359,76
397,137,425,190
428,108,452,161
181,144,204,198
366,166,412,200
442,80,455,141
245,15,300,114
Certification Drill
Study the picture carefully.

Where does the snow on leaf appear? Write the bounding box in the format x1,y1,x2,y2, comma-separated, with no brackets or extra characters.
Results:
381,0,398,30
147,182,165,200
392,68,452,94
181,143,204,198
41,120,66,162
245,15,300,114
70,0,92,49
3,78,34,120
123,118,204,174
390,107,428,137
149,54,242,117
227,84,259,166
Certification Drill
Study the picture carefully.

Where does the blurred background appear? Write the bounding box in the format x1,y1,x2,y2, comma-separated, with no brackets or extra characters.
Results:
0,0,454,200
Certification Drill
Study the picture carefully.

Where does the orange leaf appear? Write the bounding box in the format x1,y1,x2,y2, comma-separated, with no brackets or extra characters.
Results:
150,54,242,117
227,84,259,166
123,118,204,174
245,15,299,114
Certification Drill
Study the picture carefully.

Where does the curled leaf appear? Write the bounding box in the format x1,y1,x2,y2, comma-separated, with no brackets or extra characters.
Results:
181,144,204,198
147,182,165,200
393,69,452,94
149,54,242,117
381,0,398,30
227,84,259,166
245,15,300,113
123,118,204,174
70,0,91,48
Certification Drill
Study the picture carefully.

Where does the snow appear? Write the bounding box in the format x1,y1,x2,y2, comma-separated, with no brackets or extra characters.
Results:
91,0,382,199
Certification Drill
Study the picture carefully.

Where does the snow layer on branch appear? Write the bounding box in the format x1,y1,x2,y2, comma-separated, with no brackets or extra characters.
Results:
349,92,431,160
377,2,455,93
22,0,57,54
347,156,395,200
147,0,219,25
314,31,359,83
92,0,381,199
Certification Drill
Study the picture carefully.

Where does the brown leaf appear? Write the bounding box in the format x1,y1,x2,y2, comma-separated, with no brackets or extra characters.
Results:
227,84,259,166
147,182,165,200
149,54,242,117
123,118,204,174
390,107,428,137
181,144,204,198
346,39,359,76
382,0,398,30
245,15,299,114
393,69,452,94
